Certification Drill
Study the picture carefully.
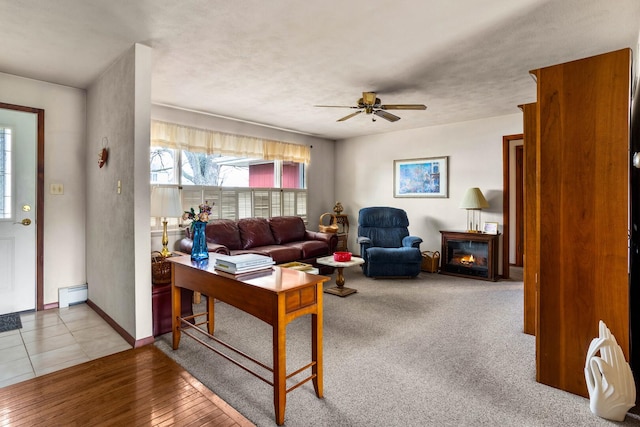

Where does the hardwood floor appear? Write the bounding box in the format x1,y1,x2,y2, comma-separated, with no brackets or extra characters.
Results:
0,345,255,426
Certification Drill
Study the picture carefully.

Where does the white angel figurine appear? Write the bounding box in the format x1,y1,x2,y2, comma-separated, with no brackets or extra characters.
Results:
584,320,636,421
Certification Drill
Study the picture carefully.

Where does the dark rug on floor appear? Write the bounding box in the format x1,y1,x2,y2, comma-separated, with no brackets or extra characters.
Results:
0,312,22,333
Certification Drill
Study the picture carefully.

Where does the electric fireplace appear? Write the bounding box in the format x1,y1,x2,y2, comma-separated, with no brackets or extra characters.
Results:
440,231,499,281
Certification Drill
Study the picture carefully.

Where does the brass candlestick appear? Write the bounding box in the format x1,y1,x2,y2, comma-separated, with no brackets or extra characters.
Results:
160,218,171,257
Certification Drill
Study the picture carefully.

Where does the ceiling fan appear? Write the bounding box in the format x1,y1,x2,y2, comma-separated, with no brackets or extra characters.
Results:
316,91,427,122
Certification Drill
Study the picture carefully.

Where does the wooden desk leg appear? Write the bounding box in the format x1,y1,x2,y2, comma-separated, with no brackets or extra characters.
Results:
171,280,181,350
273,313,287,425
207,295,215,335
312,283,324,398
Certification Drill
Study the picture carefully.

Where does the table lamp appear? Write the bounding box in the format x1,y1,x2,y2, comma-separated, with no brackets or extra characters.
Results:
459,187,489,233
151,186,183,257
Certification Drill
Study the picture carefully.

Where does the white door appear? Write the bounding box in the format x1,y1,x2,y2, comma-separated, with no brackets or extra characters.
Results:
0,108,37,315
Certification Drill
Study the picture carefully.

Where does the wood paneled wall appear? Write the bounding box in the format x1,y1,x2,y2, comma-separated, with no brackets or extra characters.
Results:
531,48,630,397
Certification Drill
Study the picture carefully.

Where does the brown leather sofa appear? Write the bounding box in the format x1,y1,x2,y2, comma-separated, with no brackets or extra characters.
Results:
178,216,337,272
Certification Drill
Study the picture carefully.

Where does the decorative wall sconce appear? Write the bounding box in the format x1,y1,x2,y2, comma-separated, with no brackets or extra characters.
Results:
98,137,109,168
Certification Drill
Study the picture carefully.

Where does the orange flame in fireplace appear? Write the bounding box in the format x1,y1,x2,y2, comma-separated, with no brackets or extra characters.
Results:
460,254,475,265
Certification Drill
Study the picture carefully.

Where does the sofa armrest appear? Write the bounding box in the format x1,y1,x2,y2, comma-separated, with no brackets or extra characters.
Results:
178,238,230,255
208,244,230,254
305,230,338,253
402,235,423,249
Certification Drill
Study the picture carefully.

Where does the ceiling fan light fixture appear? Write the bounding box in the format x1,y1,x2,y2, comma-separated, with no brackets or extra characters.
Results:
362,92,377,105
316,91,427,123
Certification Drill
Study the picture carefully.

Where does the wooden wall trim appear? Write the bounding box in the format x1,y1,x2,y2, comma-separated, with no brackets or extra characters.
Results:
86,299,137,347
502,133,523,280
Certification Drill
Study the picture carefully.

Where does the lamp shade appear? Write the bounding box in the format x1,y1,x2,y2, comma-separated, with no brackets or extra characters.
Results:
459,187,489,209
150,187,183,218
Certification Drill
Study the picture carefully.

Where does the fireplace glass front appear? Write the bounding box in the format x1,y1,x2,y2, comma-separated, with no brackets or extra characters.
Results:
444,239,489,278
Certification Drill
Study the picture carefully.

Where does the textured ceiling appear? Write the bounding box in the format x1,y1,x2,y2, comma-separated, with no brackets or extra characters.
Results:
1,0,639,140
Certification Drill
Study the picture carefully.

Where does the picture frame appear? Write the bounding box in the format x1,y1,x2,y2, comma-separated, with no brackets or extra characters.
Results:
393,156,448,198
483,222,499,235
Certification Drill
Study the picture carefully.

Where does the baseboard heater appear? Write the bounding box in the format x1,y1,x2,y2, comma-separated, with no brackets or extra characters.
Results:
58,284,88,308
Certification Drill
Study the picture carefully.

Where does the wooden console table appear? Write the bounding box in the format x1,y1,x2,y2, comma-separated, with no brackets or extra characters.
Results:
168,255,329,425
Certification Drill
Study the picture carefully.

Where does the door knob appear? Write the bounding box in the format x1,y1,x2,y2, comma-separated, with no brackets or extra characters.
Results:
21,218,31,226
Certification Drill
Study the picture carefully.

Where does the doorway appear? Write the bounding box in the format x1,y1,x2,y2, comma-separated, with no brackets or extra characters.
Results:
502,134,524,279
0,102,44,313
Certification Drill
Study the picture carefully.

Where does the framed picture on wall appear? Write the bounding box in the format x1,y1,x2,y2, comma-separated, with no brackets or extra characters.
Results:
393,156,448,198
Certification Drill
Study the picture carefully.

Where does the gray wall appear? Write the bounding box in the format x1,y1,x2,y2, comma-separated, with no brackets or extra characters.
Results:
86,44,152,340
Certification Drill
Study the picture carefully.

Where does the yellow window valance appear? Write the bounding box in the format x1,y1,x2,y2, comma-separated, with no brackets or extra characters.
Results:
151,120,310,164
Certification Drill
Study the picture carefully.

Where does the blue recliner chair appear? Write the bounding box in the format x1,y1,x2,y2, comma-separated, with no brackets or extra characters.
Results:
357,207,423,278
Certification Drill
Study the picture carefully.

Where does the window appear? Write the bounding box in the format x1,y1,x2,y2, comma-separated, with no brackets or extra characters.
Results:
150,147,178,184
150,147,307,229
0,127,12,219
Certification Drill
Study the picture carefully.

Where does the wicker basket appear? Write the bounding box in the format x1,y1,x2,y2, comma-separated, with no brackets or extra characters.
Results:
319,212,339,233
421,251,440,273
151,251,172,285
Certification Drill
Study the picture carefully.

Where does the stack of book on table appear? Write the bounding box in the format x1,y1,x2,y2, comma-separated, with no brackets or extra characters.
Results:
214,254,275,276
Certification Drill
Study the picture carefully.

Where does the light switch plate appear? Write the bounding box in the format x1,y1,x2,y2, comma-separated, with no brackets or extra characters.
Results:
50,183,64,195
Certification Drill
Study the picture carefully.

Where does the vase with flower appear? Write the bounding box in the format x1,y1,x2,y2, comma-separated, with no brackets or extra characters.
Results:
183,201,213,261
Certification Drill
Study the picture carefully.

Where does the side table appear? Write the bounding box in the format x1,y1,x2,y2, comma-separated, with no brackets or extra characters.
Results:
151,253,194,336
316,255,364,297
152,283,194,336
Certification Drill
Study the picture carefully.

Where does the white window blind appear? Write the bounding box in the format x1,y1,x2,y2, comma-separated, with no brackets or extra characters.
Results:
151,120,310,164
180,187,307,223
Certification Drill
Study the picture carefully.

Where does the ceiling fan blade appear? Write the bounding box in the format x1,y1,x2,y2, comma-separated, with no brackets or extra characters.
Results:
374,110,401,122
337,110,364,122
315,105,359,109
380,104,427,110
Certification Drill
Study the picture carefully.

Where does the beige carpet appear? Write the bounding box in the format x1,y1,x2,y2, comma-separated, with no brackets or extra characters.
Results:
156,268,639,426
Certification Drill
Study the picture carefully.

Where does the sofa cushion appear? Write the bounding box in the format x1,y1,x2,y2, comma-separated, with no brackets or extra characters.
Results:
366,247,423,263
204,219,242,250
238,217,276,249
284,240,328,259
269,216,306,244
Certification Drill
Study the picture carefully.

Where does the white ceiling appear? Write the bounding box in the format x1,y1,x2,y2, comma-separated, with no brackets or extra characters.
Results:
1,0,639,140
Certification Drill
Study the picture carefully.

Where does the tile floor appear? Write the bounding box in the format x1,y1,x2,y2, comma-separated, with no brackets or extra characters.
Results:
0,303,132,388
